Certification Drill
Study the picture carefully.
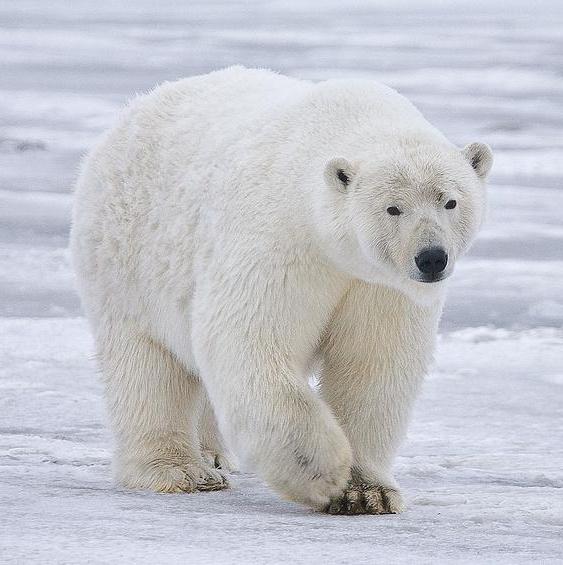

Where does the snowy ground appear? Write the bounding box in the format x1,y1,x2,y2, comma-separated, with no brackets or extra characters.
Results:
1,1,562,563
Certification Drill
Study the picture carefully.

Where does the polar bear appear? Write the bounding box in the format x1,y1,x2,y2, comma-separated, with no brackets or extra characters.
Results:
70,66,492,515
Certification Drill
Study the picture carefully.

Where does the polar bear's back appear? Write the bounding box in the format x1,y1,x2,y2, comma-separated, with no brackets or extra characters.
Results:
125,66,434,168
138,67,311,155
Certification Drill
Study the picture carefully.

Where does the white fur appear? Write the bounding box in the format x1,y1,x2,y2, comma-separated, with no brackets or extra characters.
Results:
70,67,492,513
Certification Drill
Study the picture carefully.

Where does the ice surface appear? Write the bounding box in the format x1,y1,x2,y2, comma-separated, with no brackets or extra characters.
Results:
1,1,562,563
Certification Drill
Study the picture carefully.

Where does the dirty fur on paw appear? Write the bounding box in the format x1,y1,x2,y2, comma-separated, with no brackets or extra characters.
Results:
325,481,405,515
183,464,229,493
195,470,229,492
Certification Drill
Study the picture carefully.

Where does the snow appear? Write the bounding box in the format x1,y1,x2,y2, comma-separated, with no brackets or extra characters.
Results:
1,1,562,563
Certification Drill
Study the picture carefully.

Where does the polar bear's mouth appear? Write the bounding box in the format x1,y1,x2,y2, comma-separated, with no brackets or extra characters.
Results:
412,272,449,284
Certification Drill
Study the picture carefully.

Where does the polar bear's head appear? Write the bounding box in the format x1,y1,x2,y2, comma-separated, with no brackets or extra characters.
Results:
318,141,493,298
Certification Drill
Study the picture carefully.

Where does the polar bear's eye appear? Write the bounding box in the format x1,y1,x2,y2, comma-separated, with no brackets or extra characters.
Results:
387,206,401,216
445,199,457,210
337,169,350,186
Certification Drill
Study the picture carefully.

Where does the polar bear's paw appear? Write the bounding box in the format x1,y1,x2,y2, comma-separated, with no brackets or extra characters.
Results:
272,428,353,509
325,481,405,515
119,458,229,493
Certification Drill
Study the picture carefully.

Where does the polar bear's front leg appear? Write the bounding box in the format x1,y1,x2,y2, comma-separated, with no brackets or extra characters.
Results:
320,282,442,515
195,352,353,509
191,261,352,510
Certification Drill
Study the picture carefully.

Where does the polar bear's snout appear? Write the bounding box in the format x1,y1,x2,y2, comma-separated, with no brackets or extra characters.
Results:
414,247,448,282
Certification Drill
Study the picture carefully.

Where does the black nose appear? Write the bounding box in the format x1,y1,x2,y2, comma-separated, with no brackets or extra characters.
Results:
415,247,448,276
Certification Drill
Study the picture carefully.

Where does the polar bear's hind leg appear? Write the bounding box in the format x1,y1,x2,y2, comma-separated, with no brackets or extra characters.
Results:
199,394,236,472
98,318,228,493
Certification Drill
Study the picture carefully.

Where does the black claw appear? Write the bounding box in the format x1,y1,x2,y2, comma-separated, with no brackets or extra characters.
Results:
327,499,343,515
379,488,390,511
347,491,364,515
325,482,401,515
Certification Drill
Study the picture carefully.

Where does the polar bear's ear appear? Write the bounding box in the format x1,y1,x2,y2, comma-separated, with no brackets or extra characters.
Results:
324,157,356,193
462,142,493,180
